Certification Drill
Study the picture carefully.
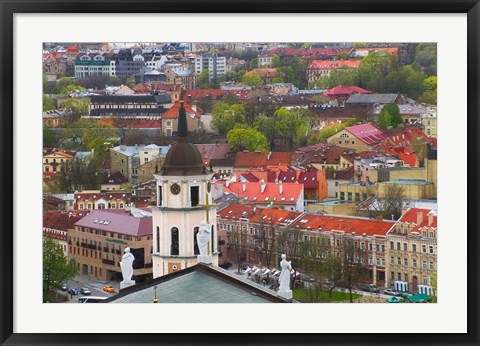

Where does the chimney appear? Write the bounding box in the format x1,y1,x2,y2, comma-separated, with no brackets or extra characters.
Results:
279,182,283,194
416,211,424,225
260,181,266,193
428,212,434,226
192,104,197,112
267,151,271,161
242,183,246,192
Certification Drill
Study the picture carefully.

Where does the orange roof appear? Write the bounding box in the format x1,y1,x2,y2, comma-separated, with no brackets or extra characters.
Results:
224,182,303,205
308,59,361,70
398,208,437,228
44,151,75,158
162,101,202,119
218,204,395,236
290,213,394,235
234,152,294,168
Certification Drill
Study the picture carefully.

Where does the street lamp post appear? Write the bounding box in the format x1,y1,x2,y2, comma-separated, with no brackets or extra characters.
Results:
153,285,158,303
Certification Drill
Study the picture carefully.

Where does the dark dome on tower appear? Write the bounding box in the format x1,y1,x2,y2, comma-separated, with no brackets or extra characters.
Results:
161,101,206,176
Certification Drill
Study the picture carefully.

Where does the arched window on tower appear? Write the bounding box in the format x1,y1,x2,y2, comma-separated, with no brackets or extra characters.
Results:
156,226,160,253
170,227,179,255
211,225,215,253
193,226,200,255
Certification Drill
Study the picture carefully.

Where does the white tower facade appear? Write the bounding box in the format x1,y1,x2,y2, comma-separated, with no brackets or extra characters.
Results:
152,102,219,277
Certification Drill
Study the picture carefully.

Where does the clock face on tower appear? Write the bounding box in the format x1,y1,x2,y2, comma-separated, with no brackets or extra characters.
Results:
170,183,181,195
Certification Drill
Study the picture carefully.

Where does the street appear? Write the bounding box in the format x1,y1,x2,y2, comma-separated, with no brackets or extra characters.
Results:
64,275,120,303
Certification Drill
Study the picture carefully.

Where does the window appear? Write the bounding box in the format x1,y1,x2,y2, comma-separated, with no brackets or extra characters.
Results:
381,245,385,253
391,272,395,280
390,256,394,264
403,243,407,251
404,273,408,282
190,186,199,207
119,203,124,208
397,272,402,281
170,227,179,255
429,245,434,254
412,244,417,252
429,262,434,270
422,261,427,269
376,244,380,252
396,242,400,250
369,243,373,251
413,259,417,267
404,258,408,266
390,241,394,249
422,245,426,253
423,276,429,285
397,257,401,265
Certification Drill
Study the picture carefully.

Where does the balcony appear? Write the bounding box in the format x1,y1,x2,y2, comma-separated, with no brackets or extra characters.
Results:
102,258,115,265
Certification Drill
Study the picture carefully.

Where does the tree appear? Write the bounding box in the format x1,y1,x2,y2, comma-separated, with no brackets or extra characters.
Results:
300,236,332,302
227,219,247,273
43,128,59,147
60,98,90,117
124,130,145,145
227,128,268,152
338,237,368,303
197,70,211,89
43,237,76,302
377,108,392,130
411,136,429,162
242,71,262,86
211,103,246,135
418,76,437,104
58,157,103,193
43,95,56,111
270,55,281,68
196,96,214,113
276,227,303,287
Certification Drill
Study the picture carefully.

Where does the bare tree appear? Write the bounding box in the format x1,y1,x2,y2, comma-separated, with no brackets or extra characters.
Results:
356,184,404,221
276,227,303,287
227,220,247,273
339,237,368,303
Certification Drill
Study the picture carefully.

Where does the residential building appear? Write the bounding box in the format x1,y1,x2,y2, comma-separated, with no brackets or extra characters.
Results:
88,94,171,119
325,168,354,198
223,180,305,212
110,144,169,184
163,67,196,90
101,172,129,191
194,54,226,81
73,190,132,211
161,101,202,136
43,150,75,173
386,208,437,294
422,111,438,138
43,109,71,128
69,208,153,281
74,54,116,79
217,204,394,286
326,123,389,152
354,154,405,183
293,143,357,171
43,211,83,257
307,60,361,85
345,93,411,107
323,85,372,106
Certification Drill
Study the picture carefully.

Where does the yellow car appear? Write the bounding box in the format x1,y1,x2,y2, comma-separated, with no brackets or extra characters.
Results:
103,285,115,293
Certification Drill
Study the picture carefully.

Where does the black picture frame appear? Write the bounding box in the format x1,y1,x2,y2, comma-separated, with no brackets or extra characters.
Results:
1,1,479,345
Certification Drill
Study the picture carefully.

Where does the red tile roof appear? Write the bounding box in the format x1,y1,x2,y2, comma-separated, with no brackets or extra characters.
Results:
324,85,372,97
218,204,394,235
234,152,294,168
293,144,356,166
74,191,131,206
133,83,181,94
162,101,202,119
290,213,394,235
195,144,231,160
308,59,361,70
345,123,389,145
224,182,303,205
398,208,437,229
43,211,83,232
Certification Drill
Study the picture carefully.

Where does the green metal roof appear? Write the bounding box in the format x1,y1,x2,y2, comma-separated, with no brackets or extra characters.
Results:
110,271,274,304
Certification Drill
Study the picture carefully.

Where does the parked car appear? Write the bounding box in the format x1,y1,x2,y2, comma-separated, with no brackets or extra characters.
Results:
103,285,115,293
68,288,80,295
61,283,69,291
357,283,379,293
80,287,91,295
384,289,399,296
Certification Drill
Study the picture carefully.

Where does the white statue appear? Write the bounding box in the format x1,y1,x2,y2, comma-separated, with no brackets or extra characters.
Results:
120,247,135,283
278,254,292,294
197,221,211,256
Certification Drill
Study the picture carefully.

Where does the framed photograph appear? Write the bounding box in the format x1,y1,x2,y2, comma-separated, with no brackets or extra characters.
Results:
1,1,479,345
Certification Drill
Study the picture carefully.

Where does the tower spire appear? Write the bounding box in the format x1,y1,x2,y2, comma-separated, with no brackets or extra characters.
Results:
178,101,188,138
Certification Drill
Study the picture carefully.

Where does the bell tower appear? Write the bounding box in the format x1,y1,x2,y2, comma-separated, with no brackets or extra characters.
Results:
152,101,219,277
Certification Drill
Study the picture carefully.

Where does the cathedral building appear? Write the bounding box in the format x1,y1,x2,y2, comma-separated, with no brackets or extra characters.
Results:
152,101,219,277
